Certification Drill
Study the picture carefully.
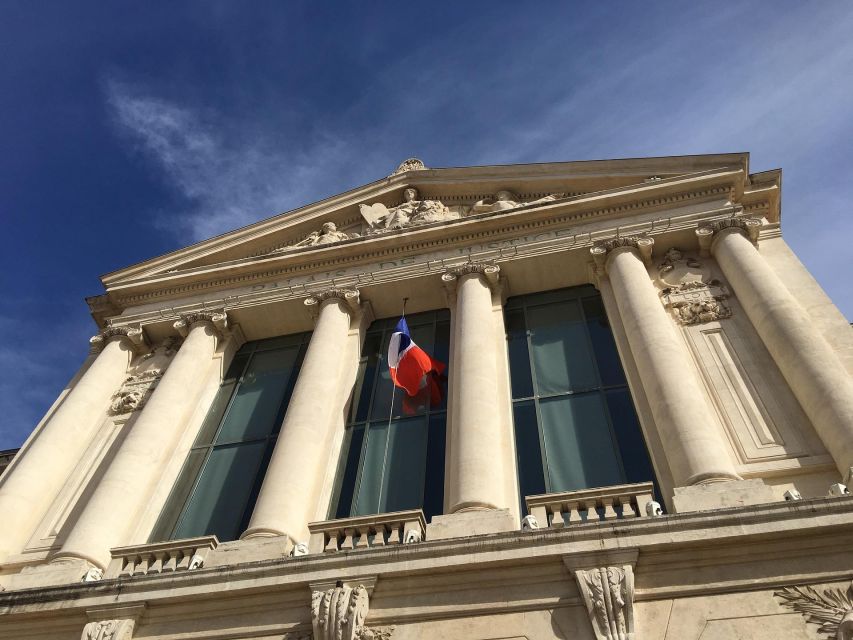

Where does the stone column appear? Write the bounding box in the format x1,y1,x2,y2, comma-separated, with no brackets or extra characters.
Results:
0,328,142,563
441,264,507,512
54,312,225,570
241,289,361,545
700,219,853,479
591,238,740,486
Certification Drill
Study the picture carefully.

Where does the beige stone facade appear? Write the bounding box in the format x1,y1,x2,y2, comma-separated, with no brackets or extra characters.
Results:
1,154,851,639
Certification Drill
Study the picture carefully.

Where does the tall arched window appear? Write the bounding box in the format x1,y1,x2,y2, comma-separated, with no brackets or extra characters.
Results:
329,309,449,521
151,332,311,542
505,286,657,503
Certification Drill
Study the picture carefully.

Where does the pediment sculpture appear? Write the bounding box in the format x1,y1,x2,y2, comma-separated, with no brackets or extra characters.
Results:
294,222,359,247
470,190,562,214
359,187,460,233
657,247,732,325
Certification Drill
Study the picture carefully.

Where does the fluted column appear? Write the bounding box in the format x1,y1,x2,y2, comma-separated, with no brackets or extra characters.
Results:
591,238,740,486
242,289,361,545
441,264,507,512
0,328,143,563
701,219,853,478
54,312,225,569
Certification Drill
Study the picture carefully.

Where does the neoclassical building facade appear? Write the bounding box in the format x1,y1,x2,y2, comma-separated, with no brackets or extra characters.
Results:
1,155,852,639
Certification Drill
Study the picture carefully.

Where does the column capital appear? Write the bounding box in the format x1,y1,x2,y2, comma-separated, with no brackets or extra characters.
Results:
89,326,148,354
696,217,762,256
590,236,654,271
441,262,500,290
173,310,228,337
304,288,361,318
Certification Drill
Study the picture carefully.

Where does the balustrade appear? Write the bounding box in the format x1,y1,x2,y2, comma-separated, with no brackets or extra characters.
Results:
308,509,426,553
526,482,655,528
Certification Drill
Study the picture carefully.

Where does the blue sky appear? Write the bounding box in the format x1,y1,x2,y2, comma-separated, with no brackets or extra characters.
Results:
2,1,852,449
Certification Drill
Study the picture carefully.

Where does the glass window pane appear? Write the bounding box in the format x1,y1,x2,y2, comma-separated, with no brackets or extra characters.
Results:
149,448,207,542
353,422,389,516
193,353,249,447
172,441,267,542
422,414,446,521
512,401,546,500
540,394,624,492
582,296,626,387
381,416,429,513
527,300,597,395
505,309,534,399
353,333,382,423
216,347,300,444
331,425,365,519
605,389,655,485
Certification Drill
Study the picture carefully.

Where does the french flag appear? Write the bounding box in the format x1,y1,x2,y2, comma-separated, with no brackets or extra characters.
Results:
387,317,445,407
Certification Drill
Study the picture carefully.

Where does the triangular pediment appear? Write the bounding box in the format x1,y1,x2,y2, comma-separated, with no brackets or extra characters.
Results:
101,153,772,293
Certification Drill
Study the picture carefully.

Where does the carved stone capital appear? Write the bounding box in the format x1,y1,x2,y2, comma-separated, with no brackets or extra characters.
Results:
173,311,228,338
590,236,654,271
391,157,427,175
311,583,370,640
441,262,500,291
696,217,762,256
89,326,147,354
304,288,361,318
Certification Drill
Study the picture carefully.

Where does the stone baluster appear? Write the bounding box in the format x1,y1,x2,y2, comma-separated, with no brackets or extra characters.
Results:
699,219,853,479
441,264,508,513
0,327,144,563
53,312,225,570
591,238,740,487
241,289,362,546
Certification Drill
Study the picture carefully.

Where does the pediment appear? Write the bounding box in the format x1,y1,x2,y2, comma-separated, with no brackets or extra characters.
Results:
100,153,770,292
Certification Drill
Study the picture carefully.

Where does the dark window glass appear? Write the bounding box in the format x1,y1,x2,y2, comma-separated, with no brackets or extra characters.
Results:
331,309,449,522
505,286,657,503
151,332,312,542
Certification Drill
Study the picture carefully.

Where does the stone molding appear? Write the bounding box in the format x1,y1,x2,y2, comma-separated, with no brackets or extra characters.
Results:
775,581,853,639
304,287,361,317
173,310,228,338
89,326,147,354
696,216,762,256
590,236,654,271
564,549,639,640
391,157,426,175
311,582,370,640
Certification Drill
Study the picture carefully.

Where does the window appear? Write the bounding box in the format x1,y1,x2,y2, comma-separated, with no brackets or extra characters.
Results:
505,286,657,503
329,310,449,521
151,333,311,542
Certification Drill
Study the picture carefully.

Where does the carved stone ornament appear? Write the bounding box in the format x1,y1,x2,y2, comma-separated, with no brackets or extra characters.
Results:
470,190,563,215
311,583,370,640
775,581,853,639
574,565,635,640
441,262,500,285
391,157,426,175
590,236,654,269
81,567,103,582
360,187,460,234
657,247,732,326
357,626,395,640
173,310,227,337
696,216,762,256
294,221,360,248
108,369,163,416
89,326,147,353
304,288,361,317
81,619,135,640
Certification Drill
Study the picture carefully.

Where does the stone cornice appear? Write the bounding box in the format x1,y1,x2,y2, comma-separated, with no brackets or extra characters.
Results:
104,178,741,309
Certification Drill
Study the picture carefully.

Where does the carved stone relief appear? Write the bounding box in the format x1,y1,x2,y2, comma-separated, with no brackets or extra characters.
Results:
360,188,461,234
295,221,360,247
470,189,562,214
391,157,426,175
657,247,732,325
107,338,178,416
311,584,370,640
574,565,635,640
776,581,853,639
81,619,134,640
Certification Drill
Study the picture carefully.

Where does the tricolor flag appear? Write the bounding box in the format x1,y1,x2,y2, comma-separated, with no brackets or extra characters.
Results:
387,317,446,409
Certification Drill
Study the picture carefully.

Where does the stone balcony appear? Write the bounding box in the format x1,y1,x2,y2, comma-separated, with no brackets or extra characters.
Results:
525,481,656,528
307,509,426,553
106,535,219,578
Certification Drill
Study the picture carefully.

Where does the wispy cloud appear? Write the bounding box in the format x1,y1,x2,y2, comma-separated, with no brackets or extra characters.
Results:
106,81,380,242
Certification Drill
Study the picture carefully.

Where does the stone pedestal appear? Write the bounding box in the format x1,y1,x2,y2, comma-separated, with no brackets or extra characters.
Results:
426,509,516,540
672,478,776,513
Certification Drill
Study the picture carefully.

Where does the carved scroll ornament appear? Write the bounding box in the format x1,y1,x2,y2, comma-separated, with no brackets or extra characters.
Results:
575,565,635,640
90,326,147,353
311,584,370,640
776,582,853,639
173,310,227,337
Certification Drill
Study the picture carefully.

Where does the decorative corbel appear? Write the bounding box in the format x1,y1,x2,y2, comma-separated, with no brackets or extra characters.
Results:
304,288,362,320
590,237,654,272
309,580,375,640
82,604,145,640
89,326,148,354
563,549,639,640
173,310,228,338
